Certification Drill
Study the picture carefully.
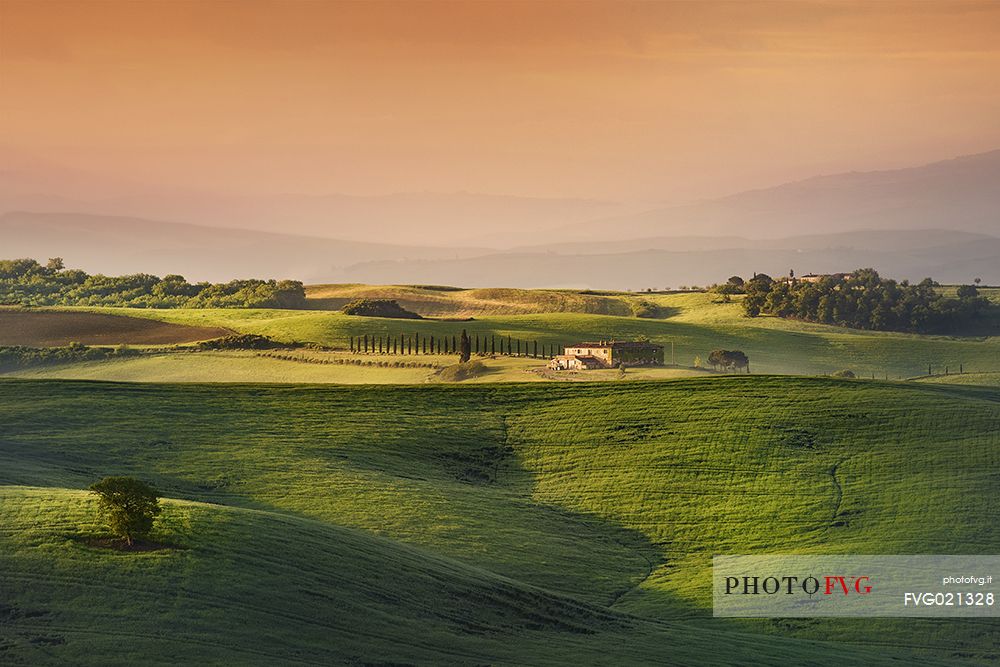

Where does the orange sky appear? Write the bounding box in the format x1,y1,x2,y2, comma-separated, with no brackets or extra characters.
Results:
2,0,1000,203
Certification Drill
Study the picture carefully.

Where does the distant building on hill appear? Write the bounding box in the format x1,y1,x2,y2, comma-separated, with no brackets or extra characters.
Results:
548,340,664,370
779,272,840,285
799,273,828,283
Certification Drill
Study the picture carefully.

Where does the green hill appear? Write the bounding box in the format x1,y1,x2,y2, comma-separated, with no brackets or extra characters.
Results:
3,485,938,666
1,376,997,663
304,283,640,317
47,287,999,379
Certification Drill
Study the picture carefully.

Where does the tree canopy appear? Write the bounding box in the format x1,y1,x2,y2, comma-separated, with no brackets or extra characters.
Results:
0,258,306,309
88,476,162,546
707,349,750,373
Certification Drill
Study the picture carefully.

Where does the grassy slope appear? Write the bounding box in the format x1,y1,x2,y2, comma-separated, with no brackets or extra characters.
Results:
53,289,999,379
1,487,935,667
1,377,997,663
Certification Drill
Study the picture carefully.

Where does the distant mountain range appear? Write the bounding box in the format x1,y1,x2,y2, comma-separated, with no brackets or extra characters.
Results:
0,212,488,283
563,149,1000,242
2,149,997,286
0,152,632,247
339,229,1000,289
3,211,996,288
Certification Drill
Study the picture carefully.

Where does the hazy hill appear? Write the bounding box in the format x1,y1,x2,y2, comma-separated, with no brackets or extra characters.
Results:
511,229,994,255
0,211,488,283
0,151,631,246
341,229,1000,289
566,150,1000,241
6,150,998,250
5,211,996,287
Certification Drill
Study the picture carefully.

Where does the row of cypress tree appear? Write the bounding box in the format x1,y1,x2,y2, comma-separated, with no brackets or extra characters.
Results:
349,332,561,358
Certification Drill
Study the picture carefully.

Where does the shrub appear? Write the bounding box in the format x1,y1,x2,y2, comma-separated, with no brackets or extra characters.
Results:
832,369,856,378
197,334,285,350
630,300,658,318
438,360,488,382
0,343,138,371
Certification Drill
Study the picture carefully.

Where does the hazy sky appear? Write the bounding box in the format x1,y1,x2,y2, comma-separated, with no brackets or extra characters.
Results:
3,0,1000,204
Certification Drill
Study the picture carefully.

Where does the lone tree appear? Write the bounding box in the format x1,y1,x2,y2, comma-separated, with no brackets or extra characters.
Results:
89,476,161,546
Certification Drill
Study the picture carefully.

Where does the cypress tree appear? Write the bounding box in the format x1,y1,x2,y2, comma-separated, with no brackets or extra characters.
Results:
507,335,512,355
423,338,427,354
350,336,355,353
475,334,480,354
533,340,538,358
517,339,521,356
414,333,419,354
452,335,457,352
491,335,496,355
459,329,471,363
364,334,369,354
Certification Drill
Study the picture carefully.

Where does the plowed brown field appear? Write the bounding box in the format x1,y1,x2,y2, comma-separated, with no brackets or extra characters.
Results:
0,310,230,347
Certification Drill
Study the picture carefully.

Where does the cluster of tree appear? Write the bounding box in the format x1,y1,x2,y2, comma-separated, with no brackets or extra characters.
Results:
707,349,750,373
710,276,747,300
0,342,139,371
341,299,422,319
0,258,306,309
350,331,561,358
741,269,989,333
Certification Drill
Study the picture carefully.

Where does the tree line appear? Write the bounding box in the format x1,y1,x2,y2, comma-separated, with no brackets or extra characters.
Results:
0,258,307,309
736,269,989,333
350,330,561,358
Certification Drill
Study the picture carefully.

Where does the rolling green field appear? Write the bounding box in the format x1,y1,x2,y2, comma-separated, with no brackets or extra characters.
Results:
2,376,997,664
34,287,993,381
